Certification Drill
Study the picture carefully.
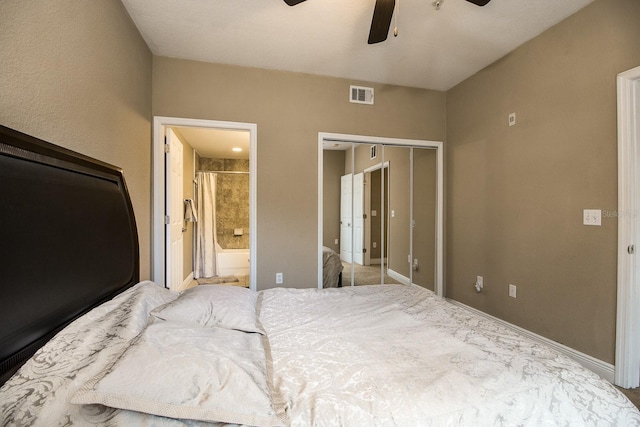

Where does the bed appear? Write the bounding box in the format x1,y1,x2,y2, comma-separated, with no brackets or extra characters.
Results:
322,246,343,288
1,125,639,426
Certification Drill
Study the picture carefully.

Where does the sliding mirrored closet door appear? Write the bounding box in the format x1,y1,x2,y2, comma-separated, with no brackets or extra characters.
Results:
321,139,439,290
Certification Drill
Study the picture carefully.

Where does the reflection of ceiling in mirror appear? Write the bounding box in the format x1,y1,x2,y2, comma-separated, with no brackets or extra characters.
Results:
322,140,352,151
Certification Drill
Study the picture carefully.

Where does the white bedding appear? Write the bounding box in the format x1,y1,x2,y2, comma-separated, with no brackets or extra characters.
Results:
0,282,224,426
1,281,639,426
72,320,282,426
259,285,640,426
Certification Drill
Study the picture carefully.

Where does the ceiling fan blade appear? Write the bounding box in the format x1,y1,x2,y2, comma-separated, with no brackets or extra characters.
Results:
465,0,491,6
368,0,395,44
283,0,307,5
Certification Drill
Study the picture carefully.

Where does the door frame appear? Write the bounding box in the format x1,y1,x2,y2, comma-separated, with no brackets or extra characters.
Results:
616,65,640,388
152,116,258,291
363,162,390,267
318,132,444,296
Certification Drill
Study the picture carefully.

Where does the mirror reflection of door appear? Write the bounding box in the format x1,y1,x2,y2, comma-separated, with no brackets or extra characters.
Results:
339,173,352,263
352,172,364,265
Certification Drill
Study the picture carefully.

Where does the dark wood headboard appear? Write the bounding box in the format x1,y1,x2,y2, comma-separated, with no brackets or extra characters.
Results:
0,125,139,385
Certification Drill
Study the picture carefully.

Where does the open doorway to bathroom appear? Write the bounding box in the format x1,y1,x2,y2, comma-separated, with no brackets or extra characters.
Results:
152,117,257,292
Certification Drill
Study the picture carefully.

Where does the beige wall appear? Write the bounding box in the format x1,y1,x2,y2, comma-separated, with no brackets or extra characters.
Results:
152,57,446,289
412,148,437,290
0,0,152,279
323,150,345,251
446,0,640,363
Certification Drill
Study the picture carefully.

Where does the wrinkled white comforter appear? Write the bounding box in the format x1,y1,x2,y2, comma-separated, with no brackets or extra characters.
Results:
1,282,639,426
260,285,640,426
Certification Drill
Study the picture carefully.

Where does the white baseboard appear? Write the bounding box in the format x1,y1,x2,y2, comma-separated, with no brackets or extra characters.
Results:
387,268,410,285
180,272,194,291
387,269,421,287
446,299,615,383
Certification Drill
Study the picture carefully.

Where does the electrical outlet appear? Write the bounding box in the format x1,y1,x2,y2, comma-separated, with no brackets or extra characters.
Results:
509,112,516,127
373,242,377,248
276,272,283,284
334,238,339,245
509,284,517,298
475,276,483,292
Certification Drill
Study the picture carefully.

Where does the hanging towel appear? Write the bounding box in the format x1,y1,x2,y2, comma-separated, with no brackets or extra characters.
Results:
184,198,198,223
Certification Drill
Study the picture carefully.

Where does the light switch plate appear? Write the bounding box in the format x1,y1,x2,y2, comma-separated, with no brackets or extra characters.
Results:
583,209,602,226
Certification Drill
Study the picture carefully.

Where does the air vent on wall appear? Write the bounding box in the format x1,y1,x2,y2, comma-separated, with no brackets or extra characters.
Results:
350,85,374,105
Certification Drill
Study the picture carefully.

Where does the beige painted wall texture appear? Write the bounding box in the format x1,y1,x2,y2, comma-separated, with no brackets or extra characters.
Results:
446,0,640,363
323,150,345,252
0,0,153,279
152,57,446,289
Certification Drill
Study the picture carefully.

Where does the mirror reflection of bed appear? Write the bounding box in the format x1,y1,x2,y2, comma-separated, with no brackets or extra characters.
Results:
322,140,438,289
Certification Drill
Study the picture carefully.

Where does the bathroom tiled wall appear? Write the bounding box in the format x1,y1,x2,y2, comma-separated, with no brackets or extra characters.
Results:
198,157,249,249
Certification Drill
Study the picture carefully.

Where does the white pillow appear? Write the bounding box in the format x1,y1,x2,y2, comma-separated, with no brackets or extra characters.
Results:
151,285,264,334
72,320,285,426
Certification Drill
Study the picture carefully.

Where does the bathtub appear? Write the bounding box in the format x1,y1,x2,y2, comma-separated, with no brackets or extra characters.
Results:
216,243,250,277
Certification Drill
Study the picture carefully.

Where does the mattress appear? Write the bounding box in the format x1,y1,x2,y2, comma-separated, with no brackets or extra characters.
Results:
1,282,639,426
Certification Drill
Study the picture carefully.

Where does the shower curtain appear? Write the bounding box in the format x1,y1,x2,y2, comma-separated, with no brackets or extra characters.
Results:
195,172,217,279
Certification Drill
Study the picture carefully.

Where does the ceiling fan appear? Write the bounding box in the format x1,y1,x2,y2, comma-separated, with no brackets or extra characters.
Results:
283,0,492,44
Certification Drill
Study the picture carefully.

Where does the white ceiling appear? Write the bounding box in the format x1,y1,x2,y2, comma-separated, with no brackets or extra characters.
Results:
174,127,250,160
122,0,593,91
